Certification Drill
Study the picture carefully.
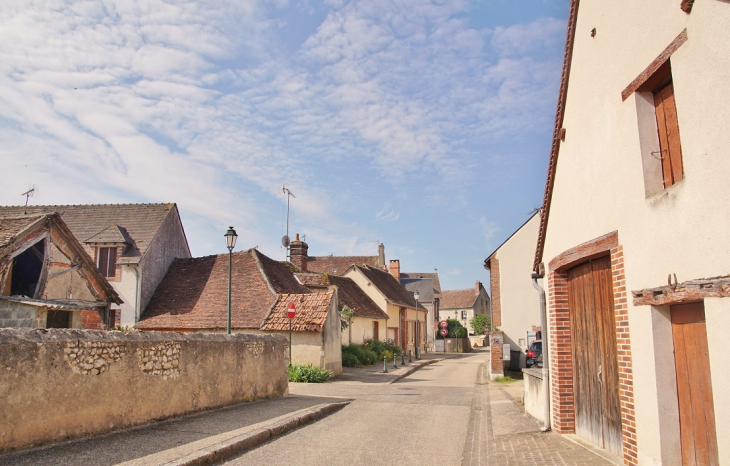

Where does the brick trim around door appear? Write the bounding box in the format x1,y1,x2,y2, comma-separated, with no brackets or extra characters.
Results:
548,235,637,465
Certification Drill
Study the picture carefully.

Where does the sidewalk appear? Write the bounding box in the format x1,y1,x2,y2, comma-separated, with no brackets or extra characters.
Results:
0,356,438,466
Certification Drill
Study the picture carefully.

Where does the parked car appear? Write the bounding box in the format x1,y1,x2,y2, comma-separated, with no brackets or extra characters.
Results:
525,340,542,368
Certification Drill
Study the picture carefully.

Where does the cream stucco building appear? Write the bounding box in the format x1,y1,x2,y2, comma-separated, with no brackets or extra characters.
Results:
484,211,542,367
534,1,729,464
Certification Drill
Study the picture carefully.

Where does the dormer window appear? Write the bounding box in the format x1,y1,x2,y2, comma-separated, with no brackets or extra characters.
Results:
98,247,117,278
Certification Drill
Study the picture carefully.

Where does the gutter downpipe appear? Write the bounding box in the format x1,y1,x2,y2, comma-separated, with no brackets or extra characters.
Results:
532,272,551,432
133,265,140,323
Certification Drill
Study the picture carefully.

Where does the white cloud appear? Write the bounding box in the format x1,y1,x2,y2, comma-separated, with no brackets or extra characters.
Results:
0,0,565,260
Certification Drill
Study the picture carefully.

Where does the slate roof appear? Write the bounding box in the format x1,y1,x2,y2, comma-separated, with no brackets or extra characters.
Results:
353,265,419,309
0,203,188,264
84,224,129,244
261,292,333,332
401,278,435,302
307,255,379,274
137,248,311,330
400,272,442,294
440,289,478,310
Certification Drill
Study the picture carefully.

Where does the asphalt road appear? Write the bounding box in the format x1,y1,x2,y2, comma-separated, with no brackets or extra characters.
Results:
220,351,489,466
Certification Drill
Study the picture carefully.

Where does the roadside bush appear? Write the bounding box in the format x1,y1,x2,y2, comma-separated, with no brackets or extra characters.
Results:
288,363,332,383
361,350,378,365
342,352,360,367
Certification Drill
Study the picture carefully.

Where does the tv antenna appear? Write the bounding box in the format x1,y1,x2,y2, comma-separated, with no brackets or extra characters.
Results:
282,186,296,257
21,186,36,214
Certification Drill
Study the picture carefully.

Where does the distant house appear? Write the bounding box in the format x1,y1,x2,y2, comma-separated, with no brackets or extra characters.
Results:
0,214,121,329
136,248,342,375
0,204,190,327
344,263,424,353
296,272,389,345
438,282,490,335
483,211,542,366
289,234,387,274
399,270,441,352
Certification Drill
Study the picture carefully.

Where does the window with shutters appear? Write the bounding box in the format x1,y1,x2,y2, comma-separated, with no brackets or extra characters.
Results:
98,247,117,278
631,58,686,196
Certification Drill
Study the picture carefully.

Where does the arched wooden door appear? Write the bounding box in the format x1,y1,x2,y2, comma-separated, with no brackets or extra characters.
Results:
567,256,622,455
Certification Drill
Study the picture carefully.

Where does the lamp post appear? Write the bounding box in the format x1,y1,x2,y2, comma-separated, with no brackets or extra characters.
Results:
413,291,420,360
454,310,459,353
224,226,238,334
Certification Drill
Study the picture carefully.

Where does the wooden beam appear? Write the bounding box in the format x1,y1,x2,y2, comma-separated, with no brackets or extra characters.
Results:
632,276,730,306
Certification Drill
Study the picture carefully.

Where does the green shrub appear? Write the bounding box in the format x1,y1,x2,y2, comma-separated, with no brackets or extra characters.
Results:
362,350,378,365
382,349,394,361
288,363,333,383
342,352,360,367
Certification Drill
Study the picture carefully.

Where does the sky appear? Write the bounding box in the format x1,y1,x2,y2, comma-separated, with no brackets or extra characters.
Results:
0,0,569,292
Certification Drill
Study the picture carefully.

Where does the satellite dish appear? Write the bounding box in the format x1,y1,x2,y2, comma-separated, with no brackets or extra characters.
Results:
281,235,290,248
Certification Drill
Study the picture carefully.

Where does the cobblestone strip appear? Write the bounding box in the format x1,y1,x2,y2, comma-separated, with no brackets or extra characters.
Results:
461,362,491,465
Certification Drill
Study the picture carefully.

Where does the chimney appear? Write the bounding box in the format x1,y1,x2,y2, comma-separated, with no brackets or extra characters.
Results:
378,243,385,269
290,233,308,272
475,280,481,292
389,260,400,279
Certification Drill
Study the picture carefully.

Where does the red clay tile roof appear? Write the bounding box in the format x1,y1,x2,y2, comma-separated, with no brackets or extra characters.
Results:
261,292,333,332
0,203,189,262
328,275,389,320
307,255,379,274
440,289,478,310
355,265,418,309
533,0,580,272
0,215,46,253
295,273,389,320
136,248,310,330
295,272,330,288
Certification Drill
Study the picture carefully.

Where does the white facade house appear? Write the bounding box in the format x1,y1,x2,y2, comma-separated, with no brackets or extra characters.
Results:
534,1,729,464
484,211,542,367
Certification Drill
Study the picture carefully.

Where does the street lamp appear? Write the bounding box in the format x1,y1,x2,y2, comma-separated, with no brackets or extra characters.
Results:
224,226,238,334
413,291,420,360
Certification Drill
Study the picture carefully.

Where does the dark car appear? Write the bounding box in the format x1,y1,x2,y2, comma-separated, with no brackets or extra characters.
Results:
525,340,542,368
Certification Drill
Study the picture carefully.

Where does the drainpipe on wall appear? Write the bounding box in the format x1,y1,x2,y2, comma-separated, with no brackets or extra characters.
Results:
132,265,140,323
532,272,551,432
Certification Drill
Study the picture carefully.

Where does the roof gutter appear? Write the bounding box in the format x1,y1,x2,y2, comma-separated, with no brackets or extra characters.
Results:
533,0,581,272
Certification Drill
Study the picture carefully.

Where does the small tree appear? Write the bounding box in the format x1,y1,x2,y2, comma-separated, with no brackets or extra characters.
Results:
340,306,355,344
470,313,491,335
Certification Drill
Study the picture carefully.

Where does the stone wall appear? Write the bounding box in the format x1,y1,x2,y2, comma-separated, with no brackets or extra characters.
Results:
523,367,546,423
0,329,288,453
0,300,35,327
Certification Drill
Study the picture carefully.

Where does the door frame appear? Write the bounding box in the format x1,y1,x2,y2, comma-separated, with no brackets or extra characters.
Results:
547,231,637,464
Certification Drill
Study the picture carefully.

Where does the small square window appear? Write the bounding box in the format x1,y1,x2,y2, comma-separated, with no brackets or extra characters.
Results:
98,247,117,278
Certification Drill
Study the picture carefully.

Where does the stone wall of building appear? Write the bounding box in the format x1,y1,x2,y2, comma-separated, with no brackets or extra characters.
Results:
0,329,288,453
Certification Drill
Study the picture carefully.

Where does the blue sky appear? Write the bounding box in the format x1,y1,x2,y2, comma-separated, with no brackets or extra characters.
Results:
0,0,569,291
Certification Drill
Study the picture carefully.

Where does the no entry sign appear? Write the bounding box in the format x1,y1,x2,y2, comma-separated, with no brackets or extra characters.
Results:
287,302,296,319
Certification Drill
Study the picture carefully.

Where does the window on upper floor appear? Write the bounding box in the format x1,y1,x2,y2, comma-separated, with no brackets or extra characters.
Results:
98,247,117,278
623,30,687,198
461,310,467,320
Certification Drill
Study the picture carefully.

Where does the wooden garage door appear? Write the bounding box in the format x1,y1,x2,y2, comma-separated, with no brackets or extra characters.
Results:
671,302,719,466
567,256,622,455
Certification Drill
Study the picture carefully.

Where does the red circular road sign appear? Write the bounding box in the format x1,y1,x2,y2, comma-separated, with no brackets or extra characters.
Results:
287,302,296,319
439,320,448,329
439,328,448,337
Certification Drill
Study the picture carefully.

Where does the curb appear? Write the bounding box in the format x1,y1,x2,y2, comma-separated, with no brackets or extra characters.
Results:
164,401,349,466
387,359,440,384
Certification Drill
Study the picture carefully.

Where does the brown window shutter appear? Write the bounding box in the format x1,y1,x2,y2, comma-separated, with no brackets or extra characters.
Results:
98,248,109,277
654,83,684,187
108,247,117,278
